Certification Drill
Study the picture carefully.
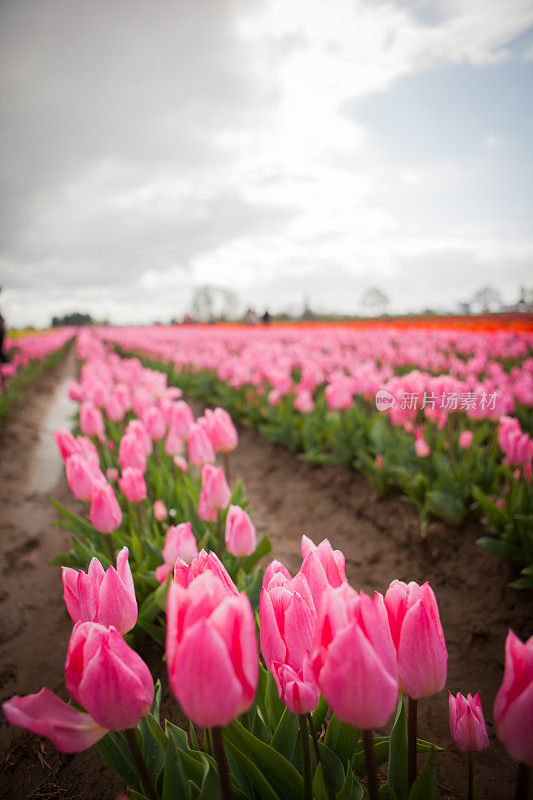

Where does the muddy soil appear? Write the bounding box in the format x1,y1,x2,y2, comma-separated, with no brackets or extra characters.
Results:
0,356,531,799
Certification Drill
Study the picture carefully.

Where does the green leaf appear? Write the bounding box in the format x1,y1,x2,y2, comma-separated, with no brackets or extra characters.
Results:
379,785,398,800
324,714,360,764
163,731,191,800
424,490,465,525
225,740,281,800
270,706,299,762
242,535,272,572
316,741,345,800
407,750,437,800
252,708,272,744
96,731,139,789
197,753,222,800
223,719,304,800
476,537,524,563
335,765,353,800
388,695,407,800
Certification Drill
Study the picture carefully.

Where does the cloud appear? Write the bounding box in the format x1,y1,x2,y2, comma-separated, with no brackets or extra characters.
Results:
1,0,532,325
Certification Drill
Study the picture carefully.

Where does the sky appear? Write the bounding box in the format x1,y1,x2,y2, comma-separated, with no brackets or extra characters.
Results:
1,0,532,326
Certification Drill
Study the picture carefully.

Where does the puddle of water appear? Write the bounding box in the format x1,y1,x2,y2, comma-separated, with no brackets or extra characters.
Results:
29,376,78,494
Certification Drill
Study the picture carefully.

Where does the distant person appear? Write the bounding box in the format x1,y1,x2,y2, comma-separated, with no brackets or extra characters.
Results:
245,308,259,325
261,310,271,325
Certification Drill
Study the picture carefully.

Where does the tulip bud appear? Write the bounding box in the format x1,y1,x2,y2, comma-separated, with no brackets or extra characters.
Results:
65,622,153,730
80,402,105,440
118,433,147,472
166,571,258,727
188,424,215,466
118,467,147,503
203,407,238,453
198,464,231,521
384,579,447,699
458,430,474,449
225,505,256,557
153,500,168,521
155,522,198,583
143,405,166,441
66,455,105,502
449,691,489,752
90,483,122,534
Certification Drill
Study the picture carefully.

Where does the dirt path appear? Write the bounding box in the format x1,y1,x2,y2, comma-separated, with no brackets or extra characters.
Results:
0,348,123,800
0,366,531,799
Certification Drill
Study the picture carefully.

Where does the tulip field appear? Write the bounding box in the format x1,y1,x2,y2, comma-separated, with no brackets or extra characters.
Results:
0,319,532,800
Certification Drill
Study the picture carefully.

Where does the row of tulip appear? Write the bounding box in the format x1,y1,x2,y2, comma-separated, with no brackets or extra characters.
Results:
2,327,531,800
0,327,75,425
94,323,532,588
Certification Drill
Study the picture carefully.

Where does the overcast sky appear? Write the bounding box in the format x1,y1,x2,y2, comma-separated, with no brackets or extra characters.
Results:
1,0,532,326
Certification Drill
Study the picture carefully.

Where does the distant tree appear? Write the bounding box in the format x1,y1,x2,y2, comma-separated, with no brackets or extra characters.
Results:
361,287,388,317
471,286,502,313
51,312,93,326
190,285,238,322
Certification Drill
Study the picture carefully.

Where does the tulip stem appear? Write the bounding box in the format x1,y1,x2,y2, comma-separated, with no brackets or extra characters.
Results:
468,751,473,800
223,451,231,485
515,763,530,800
99,532,115,565
299,714,313,800
362,729,379,800
217,510,223,553
125,728,158,800
212,726,234,800
408,696,418,790
307,712,322,767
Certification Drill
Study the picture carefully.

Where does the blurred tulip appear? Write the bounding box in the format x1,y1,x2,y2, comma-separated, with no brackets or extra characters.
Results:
225,505,256,557
118,467,147,503
153,500,168,521
118,433,147,473
459,430,474,449
494,630,533,766
80,402,105,440
66,455,105,502
188,424,215,465
156,522,198,583
90,483,122,534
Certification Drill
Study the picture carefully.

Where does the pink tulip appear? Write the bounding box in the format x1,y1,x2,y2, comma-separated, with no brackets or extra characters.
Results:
65,622,153,730
143,406,166,441
325,380,353,410
188,424,216,465
2,622,153,752
118,467,147,503
173,454,189,472
166,570,258,727
105,393,125,422
384,579,447,699
62,547,137,634
203,407,238,452
198,465,231,521
449,691,489,751
458,430,474,449
165,425,184,456
153,500,168,521
90,483,122,534
260,560,319,714
55,428,79,461
312,583,398,729
414,427,430,458
300,535,347,612
294,390,314,413
125,419,153,455
169,400,195,440
66,455,105,502
80,402,105,440
156,522,198,583
173,549,239,596
225,505,257,557
118,433,147,473
494,630,533,766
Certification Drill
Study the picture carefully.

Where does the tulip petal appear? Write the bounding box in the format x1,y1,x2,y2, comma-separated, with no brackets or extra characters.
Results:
2,688,108,753
97,567,138,634
398,600,447,698
174,619,243,727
